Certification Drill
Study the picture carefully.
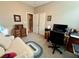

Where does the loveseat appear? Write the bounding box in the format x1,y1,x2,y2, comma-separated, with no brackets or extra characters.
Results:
0,33,34,58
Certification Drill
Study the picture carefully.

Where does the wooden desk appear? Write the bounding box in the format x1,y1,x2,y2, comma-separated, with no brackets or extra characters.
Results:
67,34,79,53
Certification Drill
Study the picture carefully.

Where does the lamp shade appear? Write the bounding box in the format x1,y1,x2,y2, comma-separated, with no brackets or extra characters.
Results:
47,25,51,29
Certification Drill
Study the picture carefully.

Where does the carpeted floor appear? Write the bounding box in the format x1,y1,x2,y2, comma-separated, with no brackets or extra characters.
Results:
22,33,77,58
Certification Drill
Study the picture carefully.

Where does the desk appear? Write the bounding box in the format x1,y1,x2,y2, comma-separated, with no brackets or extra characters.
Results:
67,33,79,53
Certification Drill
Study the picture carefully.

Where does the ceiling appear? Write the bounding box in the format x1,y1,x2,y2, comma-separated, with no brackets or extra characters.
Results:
21,1,51,7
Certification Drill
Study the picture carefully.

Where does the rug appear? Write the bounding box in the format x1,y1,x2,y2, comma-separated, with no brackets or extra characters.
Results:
26,41,43,58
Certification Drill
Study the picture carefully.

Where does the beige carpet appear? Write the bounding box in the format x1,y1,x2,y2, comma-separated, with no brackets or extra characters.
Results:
22,33,77,58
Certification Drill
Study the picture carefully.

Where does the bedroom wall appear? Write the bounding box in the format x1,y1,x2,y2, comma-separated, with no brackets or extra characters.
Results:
35,1,79,31
0,1,34,33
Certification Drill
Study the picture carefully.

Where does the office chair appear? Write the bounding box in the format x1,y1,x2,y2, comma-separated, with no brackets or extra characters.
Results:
48,24,67,54
48,31,65,54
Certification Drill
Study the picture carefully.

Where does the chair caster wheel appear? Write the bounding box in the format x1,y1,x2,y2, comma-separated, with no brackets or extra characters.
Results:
60,52,62,54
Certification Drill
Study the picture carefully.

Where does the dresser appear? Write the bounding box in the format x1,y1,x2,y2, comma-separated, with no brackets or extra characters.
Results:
12,24,27,37
66,33,79,53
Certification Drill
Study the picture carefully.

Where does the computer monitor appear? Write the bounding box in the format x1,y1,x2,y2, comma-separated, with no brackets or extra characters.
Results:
53,24,68,32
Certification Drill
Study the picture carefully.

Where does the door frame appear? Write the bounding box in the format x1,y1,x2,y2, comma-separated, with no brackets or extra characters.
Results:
26,12,34,35
27,14,33,33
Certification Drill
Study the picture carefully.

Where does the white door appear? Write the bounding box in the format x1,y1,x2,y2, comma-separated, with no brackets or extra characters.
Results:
33,14,39,34
33,13,46,35
38,13,46,35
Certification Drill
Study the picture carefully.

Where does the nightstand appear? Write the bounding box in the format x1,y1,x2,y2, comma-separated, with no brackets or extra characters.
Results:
45,28,51,41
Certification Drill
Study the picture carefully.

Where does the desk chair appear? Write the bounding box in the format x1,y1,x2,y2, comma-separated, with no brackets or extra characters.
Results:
48,24,68,54
48,31,65,54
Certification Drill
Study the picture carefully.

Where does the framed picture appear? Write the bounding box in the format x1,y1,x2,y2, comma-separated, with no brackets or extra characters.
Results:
47,15,52,21
14,15,21,22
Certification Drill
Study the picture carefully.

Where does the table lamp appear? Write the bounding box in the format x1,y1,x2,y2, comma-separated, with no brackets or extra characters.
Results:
47,25,51,29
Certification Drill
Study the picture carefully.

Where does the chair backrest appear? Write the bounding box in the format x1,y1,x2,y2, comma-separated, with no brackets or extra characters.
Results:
48,24,68,45
15,24,23,29
49,31,64,45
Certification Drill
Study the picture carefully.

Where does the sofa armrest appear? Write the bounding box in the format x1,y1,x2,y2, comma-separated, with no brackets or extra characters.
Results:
0,33,14,49
7,37,34,58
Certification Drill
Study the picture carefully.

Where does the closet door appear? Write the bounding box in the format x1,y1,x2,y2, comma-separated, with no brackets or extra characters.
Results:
33,14,39,34
38,13,46,35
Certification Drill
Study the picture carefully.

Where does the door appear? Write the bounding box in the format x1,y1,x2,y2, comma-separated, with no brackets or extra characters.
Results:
33,13,46,35
38,13,46,35
33,14,39,34
27,14,33,33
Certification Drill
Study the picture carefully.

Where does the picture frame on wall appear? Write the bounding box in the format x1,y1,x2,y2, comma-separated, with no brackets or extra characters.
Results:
14,15,21,22
47,15,52,21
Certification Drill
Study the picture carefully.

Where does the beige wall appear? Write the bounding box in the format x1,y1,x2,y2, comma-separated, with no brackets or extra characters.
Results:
1,1,79,33
35,1,79,31
0,1,34,33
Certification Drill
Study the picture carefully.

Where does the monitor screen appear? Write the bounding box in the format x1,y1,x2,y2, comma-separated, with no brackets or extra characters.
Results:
53,24,68,32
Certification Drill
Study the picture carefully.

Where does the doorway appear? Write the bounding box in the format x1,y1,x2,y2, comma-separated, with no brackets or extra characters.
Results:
27,14,33,33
